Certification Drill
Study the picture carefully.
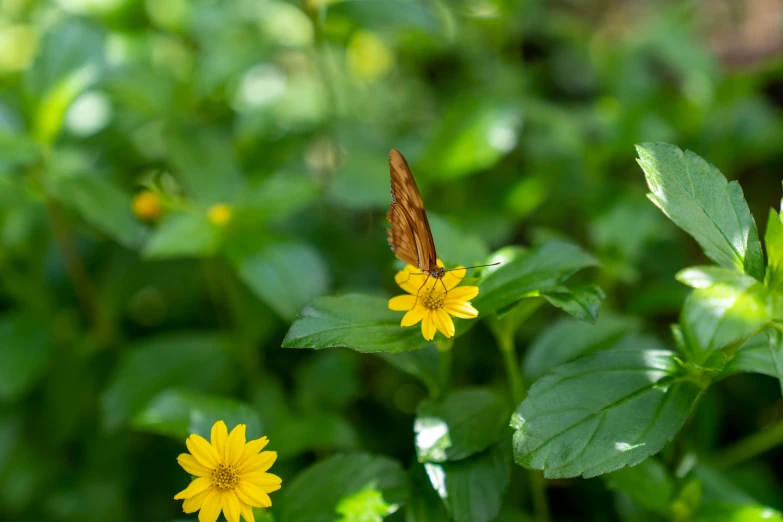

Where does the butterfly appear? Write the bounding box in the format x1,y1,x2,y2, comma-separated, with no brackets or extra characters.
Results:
386,149,445,281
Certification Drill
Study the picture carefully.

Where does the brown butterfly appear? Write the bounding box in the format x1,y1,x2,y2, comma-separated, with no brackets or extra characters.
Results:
386,149,446,280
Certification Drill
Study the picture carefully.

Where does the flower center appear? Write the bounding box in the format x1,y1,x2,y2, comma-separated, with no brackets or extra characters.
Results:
211,463,239,490
422,291,445,310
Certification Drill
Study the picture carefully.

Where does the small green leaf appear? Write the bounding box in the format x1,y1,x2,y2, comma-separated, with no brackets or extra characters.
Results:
49,175,145,248
166,127,244,205
676,266,754,289
131,388,262,441
720,334,777,380
474,240,599,315
679,277,773,364
765,210,783,291
282,294,430,353
636,143,763,280
239,172,319,223
415,388,508,463
423,442,511,522
541,284,606,324
143,212,219,259
605,458,675,515
523,312,640,382
0,315,51,402
101,334,237,430
335,485,398,522
278,453,408,522
513,350,703,478
233,241,329,320
692,504,783,522
767,328,783,395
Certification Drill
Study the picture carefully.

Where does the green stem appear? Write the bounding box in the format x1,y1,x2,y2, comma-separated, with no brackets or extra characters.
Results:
714,419,783,469
436,339,453,398
499,334,525,404
530,471,551,522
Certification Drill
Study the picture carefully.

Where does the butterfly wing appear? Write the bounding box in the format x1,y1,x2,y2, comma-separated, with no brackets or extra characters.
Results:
386,149,438,272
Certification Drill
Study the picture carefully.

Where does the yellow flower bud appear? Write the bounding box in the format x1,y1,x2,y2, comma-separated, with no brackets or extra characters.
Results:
208,203,232,226
132,190,163,222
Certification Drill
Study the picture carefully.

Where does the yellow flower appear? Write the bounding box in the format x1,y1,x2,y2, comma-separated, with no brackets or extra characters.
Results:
208,204,233,226
132,190,163,222
388,261,480,341
174,420,282,522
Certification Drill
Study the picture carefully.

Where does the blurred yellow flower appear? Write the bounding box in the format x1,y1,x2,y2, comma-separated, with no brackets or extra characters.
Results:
175,421,281,522
208,203,233,226
132,190,163,222
347,30,393,82
388,261,479,341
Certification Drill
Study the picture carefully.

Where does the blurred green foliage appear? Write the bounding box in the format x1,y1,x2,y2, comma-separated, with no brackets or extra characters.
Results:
3,0,783,521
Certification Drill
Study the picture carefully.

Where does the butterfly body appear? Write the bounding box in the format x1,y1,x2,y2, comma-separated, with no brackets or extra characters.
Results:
386,149,443,280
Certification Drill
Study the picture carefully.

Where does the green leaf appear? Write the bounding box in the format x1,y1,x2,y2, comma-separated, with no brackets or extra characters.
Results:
679,275,773,364
335,485,399,522
239,172,319,223
414,388,508,463
523,312,640,382
327,0,440,34
636,142,763,280
512,350,703,478
233,241,329,320
423,442,511,522
541,284,606,324
692,504,783,522
101,334,237,430
767,328,783,395
0,314,51,402
295,350,360,410
605,458,675,515
474,240,599,315
378,346,440,397
143,212,219,259
720,334,778,380
406,463,450,522
427,214,490,268
166,127,244,205
282,294,430,353
765,210,783,291
49,175,145,248
131,388,262,441
278,453,408,522
420,97,523,180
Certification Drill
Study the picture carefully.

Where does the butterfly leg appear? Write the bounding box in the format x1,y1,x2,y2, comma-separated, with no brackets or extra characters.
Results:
398,271,427,285
412,273,431,308
438,276,449,297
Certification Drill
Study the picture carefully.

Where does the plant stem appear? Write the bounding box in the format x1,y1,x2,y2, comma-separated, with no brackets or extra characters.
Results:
436,339,453,397
499,334,525,403
714,419,783,469
497,334,548,522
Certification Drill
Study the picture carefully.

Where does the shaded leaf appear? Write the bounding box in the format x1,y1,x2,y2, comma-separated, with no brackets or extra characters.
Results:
415,388,508,463
278,453,408,522
541,284,606,324
720,334,778,380
605,458,674,515
240,172,319,223
0,315,51,402
765,210,783,291
636,142,763,280
233,240,329,320
143,212,219,259
378,346,440,398
131,388,262,441
513,350,703,478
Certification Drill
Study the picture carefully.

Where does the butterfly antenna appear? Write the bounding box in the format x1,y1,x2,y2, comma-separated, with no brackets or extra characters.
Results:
443,262,501,272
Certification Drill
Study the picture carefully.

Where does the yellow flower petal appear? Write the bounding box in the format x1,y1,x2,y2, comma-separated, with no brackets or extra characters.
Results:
444,301,479,319
446,286,479,302
443,266,465,291
187,434,221,469
433,309,455,338
237,437,269,468
175,476,212,500
242,472,283,488
401,305,426,327
239,451,277,474
236,481,273,507
226,424,247,466
240,501,255,522
395,266,432,294
183,488,212,514
211,420,228,460
223,491,241,522
388,294,416,311
198,490,223,522
421,311,436,341
178,453,212,477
